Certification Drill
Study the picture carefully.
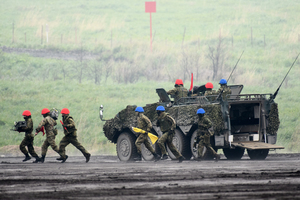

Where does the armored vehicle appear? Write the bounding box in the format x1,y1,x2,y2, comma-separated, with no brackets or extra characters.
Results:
100,85,284,161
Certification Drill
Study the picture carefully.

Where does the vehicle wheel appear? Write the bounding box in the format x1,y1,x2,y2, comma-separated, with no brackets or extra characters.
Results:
247,149,269,160
116,132,138,161
167,128,192,160
190,131,216,160
223,147,245,160
141,137,158,161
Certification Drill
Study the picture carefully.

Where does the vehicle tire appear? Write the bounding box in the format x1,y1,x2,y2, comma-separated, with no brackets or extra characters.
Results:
247,149,269,160
116,132,138,161
167,128,192,160
141,137,158,161
223,147,245,160
190,131,216,160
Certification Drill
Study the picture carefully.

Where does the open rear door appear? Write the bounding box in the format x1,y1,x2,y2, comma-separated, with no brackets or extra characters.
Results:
156,88,171,103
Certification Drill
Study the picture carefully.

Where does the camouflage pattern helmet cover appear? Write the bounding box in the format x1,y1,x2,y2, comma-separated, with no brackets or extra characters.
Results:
61,108,70,114
135,106,144,113
156,106,165,111
197,108,205,114
219,79,227,85
41,108,50,115
22,110,31,116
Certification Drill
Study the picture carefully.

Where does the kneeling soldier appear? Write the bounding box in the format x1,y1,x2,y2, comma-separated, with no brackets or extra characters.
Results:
57,108,91,163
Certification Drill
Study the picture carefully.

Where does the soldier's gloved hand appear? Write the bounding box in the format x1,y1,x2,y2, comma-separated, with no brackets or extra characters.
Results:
62,124,68,127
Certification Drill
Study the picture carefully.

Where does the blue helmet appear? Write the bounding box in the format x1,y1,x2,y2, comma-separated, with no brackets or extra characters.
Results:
156,106,165,111
219,79,227,85
135,106,144,113
197,108,205,114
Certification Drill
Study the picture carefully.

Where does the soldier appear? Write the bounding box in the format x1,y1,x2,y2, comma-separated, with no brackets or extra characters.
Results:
35,108,62,163
195,108,220,161
156,106,185,163
19,110,41,163
204,82,217,101
133,107,160,161
217,79,231,100
57,108,91,163
167,79,188,103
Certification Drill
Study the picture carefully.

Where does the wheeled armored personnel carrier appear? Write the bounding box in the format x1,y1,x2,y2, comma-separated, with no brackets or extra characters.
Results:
100,85,284,161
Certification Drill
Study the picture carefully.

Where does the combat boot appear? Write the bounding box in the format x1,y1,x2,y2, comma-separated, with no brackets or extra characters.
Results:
161,154,168,160
178,156,185,163
33,157,41,163
23,154,31,162
40,155,45,163
215,154,220,162
61,155,68,163
133,155,142,161
56,157,63,161
85,153,91,163
153,153,161,162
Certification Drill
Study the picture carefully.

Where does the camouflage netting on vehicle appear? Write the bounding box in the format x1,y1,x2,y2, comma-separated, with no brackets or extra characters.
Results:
103,102,225,143
266,103,280,135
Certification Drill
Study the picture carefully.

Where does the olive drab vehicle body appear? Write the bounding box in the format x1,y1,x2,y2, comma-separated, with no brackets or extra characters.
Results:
100,85,284,161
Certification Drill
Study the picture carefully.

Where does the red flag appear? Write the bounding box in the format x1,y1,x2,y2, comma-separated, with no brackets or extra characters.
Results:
60,120,68,132
38,126,45,136
189,73,193,91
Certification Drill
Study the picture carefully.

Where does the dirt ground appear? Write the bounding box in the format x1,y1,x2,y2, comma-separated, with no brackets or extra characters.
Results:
1,153,300,200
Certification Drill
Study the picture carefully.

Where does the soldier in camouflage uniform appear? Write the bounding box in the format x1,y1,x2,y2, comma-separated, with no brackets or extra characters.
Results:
35,108,62,163
156,106,185,163
217,79,231,100
195,108,220,161
19,110,41,163
57,108,91,163
204,82,217,101
167,79,188,103
133,107,160,161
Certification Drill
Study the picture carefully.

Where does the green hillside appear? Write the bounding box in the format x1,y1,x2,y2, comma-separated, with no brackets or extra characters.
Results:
0,0,300,154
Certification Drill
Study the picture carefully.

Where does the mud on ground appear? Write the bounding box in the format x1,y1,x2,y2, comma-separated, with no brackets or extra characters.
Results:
1,154,300,199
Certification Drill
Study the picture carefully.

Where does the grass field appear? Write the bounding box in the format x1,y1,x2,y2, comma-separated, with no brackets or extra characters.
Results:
0,0,300,154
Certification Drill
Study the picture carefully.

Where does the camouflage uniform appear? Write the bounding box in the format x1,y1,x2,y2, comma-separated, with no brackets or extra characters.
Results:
157,112,183,159
196,115,218,159
135,113,156,155
36,115,60,156
204,89,217,101
19,117,39,158
58,115,90,160
217,85,231,100
167,85,188,103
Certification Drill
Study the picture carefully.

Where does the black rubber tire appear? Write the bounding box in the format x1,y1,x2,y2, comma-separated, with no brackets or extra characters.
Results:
141,136,158,161
167,128,192,160
247,149,269,160
116,132,138,162
223,147,245,160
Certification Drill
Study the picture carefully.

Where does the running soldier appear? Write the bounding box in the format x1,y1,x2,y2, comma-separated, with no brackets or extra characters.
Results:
156,106,185,163
57,108,91,163
195,108,220,161
35,108,62,163
133,106,160,161
19,110,41,163
217,79,231,100
167,79,188,103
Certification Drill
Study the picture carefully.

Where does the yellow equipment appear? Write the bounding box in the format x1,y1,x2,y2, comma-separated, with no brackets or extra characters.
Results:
132,127,158,145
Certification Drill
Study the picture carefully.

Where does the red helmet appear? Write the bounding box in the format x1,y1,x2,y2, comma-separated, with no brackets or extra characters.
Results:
175,79,184,85
22,110,31,116
205,82,213,89
41,108,50,115
61,108,70,114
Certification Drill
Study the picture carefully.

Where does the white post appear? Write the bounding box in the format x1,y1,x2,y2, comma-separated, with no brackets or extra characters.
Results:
46,24,49,44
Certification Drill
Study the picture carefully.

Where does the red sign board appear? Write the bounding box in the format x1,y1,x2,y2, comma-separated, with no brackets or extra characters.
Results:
145,1,156,13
